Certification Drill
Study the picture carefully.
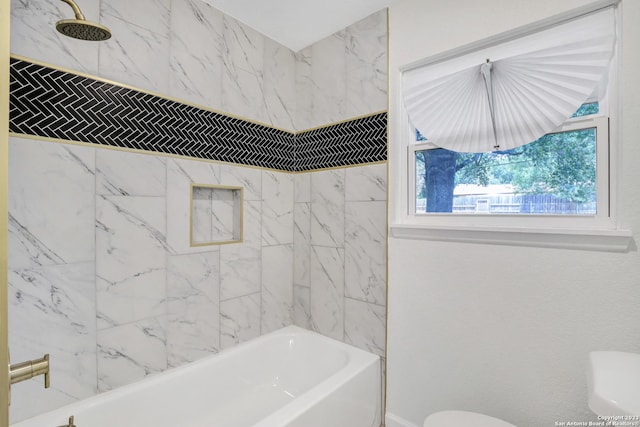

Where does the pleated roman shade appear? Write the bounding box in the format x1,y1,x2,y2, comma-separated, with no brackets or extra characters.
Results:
402,6,617,153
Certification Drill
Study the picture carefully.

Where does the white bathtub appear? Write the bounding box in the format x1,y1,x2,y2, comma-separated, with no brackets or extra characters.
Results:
12,325,381,427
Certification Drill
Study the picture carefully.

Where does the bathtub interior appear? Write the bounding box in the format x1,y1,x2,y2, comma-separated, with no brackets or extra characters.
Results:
11,326,380,427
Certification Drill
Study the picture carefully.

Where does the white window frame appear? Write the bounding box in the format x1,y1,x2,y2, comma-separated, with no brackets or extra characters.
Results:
390,1,632,252
407,114,609,227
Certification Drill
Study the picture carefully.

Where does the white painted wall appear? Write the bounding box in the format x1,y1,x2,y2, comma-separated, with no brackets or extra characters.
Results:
386,1,640,426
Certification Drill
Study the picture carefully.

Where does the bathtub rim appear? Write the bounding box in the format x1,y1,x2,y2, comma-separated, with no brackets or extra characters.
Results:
10,325,380,427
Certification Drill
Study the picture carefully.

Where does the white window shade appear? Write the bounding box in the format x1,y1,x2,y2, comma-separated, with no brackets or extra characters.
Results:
402,6,617,153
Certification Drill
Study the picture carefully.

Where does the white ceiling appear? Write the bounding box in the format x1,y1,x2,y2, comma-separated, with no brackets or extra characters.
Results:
203,0,391,52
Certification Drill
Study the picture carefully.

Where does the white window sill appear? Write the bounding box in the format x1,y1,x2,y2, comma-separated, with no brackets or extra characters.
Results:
390,223,633,252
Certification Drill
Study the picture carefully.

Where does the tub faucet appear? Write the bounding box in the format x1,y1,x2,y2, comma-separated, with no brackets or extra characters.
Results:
9,353,50,388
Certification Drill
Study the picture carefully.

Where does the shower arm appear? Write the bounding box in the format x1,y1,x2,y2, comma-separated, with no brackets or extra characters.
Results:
59,0,86,21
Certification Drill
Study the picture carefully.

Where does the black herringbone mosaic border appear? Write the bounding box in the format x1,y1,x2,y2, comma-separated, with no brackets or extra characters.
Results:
9,58,386,171
295,113,387,171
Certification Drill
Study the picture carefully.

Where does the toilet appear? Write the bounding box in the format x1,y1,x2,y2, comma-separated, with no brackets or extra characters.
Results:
424,410,516,427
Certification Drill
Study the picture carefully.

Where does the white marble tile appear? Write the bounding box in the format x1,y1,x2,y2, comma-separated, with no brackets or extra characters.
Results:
221,64,267,124
310,246,344,341
191,187,214,243
345,163,388,202
310,169,345,247
240,199,262,244
262,171,294,245
96,269,166,329
293,202,311,288
97,316,167,392
311,202,345,247
222,15,264,75
8,262,96,422
219,243,261,301
261,244,293,333
220,293,261,350
101,0,170,35
8,137,95,269
294,47,313,131
264,39,296,130
98,14,170,94
293,284,311,329
219,163,262,201
294,172,312,203
210,190,237,241
10,378,78,424
169,0,224,109
311,168,345,205
345,201,387,306
344,298,386,357
220,201,261,300
10,0,100,75
346,10,388,118
96,196,166,329
166,157,221,254
168,157,221,186
167,252,220,368
96,149,166,196
221,15,267,123
311,31,347,127
211,189,242,241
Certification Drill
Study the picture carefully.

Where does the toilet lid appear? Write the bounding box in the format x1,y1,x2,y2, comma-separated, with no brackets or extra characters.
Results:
424,410,517,427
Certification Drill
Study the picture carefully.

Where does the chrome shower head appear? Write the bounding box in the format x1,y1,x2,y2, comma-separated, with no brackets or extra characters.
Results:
56,0,111,41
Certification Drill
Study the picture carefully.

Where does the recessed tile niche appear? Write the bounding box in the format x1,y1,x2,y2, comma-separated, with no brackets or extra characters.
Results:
190,184,243,246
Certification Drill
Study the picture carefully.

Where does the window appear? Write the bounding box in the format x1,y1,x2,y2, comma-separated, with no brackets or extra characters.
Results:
391,2,632,251
409,103,607,218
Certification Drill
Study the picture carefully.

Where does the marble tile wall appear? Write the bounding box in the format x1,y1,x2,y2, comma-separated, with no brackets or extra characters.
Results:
10,0,295,131
7,137,296,422
226,6,387,373
11,1,386,132
8,0,388,423
293,163,388,358
8,152,388,424
8,139,97,419
291,162,388,421
294,10,388,130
